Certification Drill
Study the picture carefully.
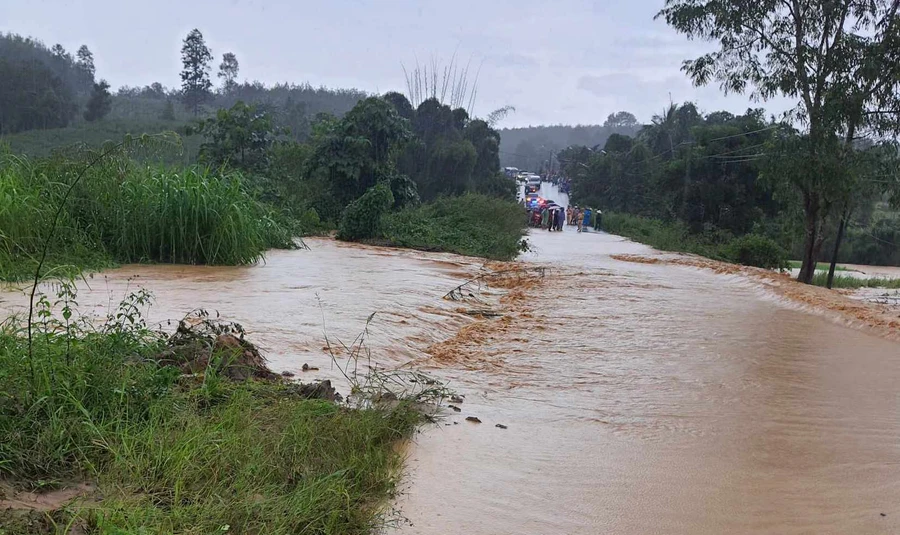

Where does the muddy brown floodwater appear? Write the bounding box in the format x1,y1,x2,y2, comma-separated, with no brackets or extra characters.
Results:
2,228,900,534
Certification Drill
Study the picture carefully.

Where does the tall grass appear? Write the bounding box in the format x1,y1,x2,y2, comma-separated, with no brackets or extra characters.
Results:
80,166,293,264
0,292,422,534
787,260,849,272
0,155,295,280
382,193,527,260
809,272,900,289
602,212,724,258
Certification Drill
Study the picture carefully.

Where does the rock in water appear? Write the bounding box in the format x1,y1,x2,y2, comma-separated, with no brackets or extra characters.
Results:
465,416,482,423
285,380,343,402
495,423,508,429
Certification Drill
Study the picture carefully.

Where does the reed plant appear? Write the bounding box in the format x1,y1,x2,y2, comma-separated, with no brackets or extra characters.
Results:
0,155,295,281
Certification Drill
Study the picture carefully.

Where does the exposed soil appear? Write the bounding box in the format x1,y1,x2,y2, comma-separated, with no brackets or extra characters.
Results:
0,482,95,512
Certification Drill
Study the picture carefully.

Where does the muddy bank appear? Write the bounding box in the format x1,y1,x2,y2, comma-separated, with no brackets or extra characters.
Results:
611,253,900,340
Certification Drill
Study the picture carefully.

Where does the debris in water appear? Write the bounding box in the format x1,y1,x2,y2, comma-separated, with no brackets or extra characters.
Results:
465,416,482,423
881,513,887,517
450,395,464,404
155,312,277,381
302,363,319,372
495,423,508,429
281,371,295,378
448,404,462,412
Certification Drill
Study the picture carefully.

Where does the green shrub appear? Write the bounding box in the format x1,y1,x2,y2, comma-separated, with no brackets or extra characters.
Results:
723,234,789,270
337,182,394,241
382,193,527,260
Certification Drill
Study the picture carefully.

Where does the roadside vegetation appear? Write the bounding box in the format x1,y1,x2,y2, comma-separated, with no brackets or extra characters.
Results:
0,151,295,282
382,194,527,260
809,272,900,290
0,289,432,534
603,212,789,270
787,261,848,272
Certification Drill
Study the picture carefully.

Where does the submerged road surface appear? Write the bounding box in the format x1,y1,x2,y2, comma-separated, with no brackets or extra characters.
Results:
389,183,900,534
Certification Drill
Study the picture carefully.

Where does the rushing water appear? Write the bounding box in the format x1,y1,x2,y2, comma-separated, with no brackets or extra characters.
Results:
2,186,900,534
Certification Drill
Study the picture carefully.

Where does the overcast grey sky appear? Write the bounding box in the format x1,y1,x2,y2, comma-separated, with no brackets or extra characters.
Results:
1,0,791,127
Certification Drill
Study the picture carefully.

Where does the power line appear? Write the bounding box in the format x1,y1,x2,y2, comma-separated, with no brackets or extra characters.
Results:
707,125,780,142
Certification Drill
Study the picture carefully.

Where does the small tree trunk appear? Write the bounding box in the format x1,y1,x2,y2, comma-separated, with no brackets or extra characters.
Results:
797,191,820,284
826,209,849,289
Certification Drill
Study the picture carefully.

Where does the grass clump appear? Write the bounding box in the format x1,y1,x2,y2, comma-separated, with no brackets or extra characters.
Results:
0,289,425,534
380,193,527,260
809,272,900,289
0,154,296,281
787,260,849,272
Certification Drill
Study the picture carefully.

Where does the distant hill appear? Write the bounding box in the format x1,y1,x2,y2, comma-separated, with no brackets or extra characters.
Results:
498,119,641,172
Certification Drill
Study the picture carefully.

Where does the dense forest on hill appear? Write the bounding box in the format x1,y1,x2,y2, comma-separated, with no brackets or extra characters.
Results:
498,112,641,172
0,31,366,156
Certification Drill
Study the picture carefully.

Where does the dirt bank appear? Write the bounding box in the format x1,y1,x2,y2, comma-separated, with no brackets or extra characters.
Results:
612,253,900,340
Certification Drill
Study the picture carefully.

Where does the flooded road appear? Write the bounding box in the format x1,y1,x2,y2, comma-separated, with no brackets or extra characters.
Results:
3,196,900,534
0,239,481,380
392,227,900,534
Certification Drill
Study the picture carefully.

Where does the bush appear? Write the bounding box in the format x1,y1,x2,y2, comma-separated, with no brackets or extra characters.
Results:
337,182,394,241
722,234,789,270
381,193,527,260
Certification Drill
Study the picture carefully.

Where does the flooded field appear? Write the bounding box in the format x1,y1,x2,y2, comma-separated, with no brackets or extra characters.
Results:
3,199,900,534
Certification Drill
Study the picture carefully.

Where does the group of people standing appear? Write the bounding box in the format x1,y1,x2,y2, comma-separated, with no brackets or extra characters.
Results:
534,205,603,233
542,205,566,231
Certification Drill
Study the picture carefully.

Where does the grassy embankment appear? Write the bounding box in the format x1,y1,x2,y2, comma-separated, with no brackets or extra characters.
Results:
381,194,528,261
0,292,427,534
602,212,788,270
0,154,296,282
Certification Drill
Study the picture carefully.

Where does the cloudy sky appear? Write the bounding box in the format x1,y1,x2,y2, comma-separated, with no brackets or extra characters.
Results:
1,0,791,127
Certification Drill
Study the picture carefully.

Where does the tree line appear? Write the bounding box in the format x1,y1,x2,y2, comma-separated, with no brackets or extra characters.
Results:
0,33,111,133
0,29,366,141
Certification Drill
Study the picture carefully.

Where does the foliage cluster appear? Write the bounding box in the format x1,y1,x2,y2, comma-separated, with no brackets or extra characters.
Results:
570,103,900,267
382,194,528,260
602,212,788,269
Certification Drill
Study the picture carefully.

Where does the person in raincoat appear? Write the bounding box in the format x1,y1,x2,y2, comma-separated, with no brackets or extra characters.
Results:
594,209,603,231
541,206,550,229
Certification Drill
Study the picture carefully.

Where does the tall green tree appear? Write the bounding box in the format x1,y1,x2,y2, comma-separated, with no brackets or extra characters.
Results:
75,45,95,77
307,97,414,215
658,0,900,283
604,111,639,129
83,79,112,122
190,101,279,172
180,29,213,115
218,52,239,93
